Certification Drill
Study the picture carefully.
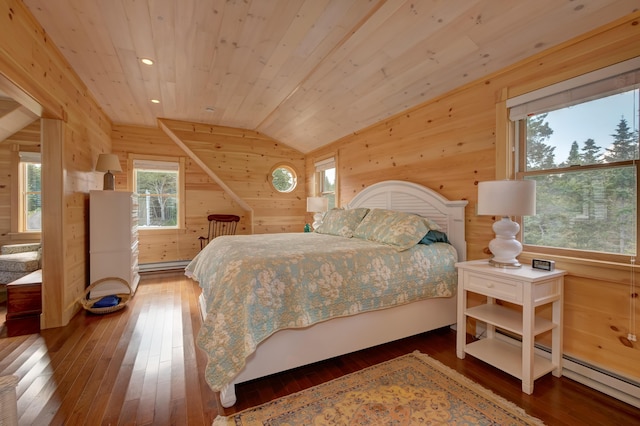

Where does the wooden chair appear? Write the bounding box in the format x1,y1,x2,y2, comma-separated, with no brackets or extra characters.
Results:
199,214,240,249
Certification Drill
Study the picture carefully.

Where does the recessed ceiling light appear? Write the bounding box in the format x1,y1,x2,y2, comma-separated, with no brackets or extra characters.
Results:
150,99,160,104
141,58,154,65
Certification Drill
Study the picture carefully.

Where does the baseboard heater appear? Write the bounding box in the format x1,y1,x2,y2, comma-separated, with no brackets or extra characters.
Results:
561,354,640,409
463,324,640,408
488,330,640,409
139,260,190,273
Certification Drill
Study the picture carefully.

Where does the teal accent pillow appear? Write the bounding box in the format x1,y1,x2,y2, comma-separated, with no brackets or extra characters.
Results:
353,209,430,251
419,230,450,245
315,208,370,237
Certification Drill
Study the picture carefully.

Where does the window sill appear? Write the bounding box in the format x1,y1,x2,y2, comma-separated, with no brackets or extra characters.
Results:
8,232,42,242
520,251,637,282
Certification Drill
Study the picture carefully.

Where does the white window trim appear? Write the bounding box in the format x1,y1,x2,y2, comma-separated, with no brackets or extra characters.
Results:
508,56,640,120
314,156,337,205
314,157,335,172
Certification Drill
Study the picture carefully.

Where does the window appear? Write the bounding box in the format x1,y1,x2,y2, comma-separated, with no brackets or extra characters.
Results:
19,152,41,232
510,58,639,259
315,157,336,209
133,158,182,229
271,165,297,192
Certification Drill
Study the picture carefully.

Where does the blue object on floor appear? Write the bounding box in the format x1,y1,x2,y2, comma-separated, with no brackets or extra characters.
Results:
92,295,121,308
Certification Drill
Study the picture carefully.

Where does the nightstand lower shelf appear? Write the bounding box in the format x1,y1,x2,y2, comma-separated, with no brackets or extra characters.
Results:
465,338,555,382
465,303,557,336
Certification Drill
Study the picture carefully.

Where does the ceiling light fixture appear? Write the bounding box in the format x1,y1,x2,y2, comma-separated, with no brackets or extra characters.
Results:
150,99,160,104
205,107,215,112
141,58,154,65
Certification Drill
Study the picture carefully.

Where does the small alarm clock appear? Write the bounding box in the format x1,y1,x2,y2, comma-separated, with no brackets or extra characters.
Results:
532,258,555,271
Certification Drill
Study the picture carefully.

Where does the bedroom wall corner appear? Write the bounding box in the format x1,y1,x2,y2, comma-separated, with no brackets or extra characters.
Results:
112,122,307,264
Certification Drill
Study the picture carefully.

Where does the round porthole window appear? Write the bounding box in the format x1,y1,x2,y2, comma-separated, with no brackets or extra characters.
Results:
271,165,297,193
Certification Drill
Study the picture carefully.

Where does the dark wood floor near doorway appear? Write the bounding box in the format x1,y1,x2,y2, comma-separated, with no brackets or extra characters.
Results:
0,272,638,425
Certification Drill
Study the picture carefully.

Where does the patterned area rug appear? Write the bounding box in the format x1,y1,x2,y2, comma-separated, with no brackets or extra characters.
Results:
213,351,544,425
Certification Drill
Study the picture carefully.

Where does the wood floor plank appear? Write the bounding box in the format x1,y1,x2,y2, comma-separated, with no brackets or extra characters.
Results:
99,290,148,426
0,334,32,366
46,310,116,424
0,271,637,425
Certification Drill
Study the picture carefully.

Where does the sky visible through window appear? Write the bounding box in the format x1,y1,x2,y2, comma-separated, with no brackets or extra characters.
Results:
543,90,639,162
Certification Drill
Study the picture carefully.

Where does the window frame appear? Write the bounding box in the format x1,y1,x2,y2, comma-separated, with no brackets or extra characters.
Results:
127,154,186,233
314,156,337,209
17,151,42,233
269,163,298,193
505,58,640,263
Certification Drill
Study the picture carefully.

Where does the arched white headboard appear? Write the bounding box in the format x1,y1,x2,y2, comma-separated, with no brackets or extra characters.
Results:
347,180,468,260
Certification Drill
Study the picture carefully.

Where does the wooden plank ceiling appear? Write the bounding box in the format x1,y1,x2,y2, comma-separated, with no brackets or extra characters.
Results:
21,0,639,153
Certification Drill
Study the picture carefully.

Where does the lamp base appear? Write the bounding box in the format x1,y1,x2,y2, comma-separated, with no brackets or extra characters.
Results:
103,171,115,190
488,258,522,268
312,212,325,231
487,216,523,268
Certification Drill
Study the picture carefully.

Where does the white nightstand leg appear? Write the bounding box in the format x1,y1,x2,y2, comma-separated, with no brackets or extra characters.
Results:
456,284,466,359
552,295,563,377
522,286,534,394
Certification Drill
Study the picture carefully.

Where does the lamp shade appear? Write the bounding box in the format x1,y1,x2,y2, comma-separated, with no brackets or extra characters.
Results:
306,196,329,213
477,180,536,216
95,154,122,173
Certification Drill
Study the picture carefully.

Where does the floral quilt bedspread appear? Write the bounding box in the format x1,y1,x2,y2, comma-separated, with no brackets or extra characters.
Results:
185,232,458,391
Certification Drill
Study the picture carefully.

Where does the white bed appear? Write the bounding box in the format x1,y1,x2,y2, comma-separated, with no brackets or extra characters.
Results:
196,180,468,407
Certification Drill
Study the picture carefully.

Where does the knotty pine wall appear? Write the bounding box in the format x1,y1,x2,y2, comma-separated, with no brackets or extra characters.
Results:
159,119,307,233
306,12,640,382
112,124,243,263
112,121,306,263
1,0,112,328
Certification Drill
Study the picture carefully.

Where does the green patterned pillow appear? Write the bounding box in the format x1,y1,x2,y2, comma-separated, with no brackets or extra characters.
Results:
315,208,370,237
353,209,430,251
422,216,441,231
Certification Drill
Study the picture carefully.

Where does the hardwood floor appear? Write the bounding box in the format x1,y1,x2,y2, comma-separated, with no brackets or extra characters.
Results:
0,272,638,425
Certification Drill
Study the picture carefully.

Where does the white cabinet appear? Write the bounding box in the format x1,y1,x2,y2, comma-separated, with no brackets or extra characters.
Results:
456,259,565,394
90,190,139,298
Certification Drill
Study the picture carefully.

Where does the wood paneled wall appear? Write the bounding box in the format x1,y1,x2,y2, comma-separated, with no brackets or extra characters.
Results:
305,13,640,382
158,119,307,234
112,120,306,263
112,124,246,263
0,0,112,328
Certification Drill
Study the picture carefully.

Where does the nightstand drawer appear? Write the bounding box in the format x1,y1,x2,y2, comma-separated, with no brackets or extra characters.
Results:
464,272,522,303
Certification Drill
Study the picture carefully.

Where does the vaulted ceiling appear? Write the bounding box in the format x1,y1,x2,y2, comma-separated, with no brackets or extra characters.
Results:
22,0,639,153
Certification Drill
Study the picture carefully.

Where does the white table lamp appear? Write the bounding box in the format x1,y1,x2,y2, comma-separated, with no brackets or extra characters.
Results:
307,197,329,231
95,154,122,190
477,180,536,268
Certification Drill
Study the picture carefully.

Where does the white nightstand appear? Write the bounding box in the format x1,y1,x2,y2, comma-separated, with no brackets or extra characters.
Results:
455,259,566,394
